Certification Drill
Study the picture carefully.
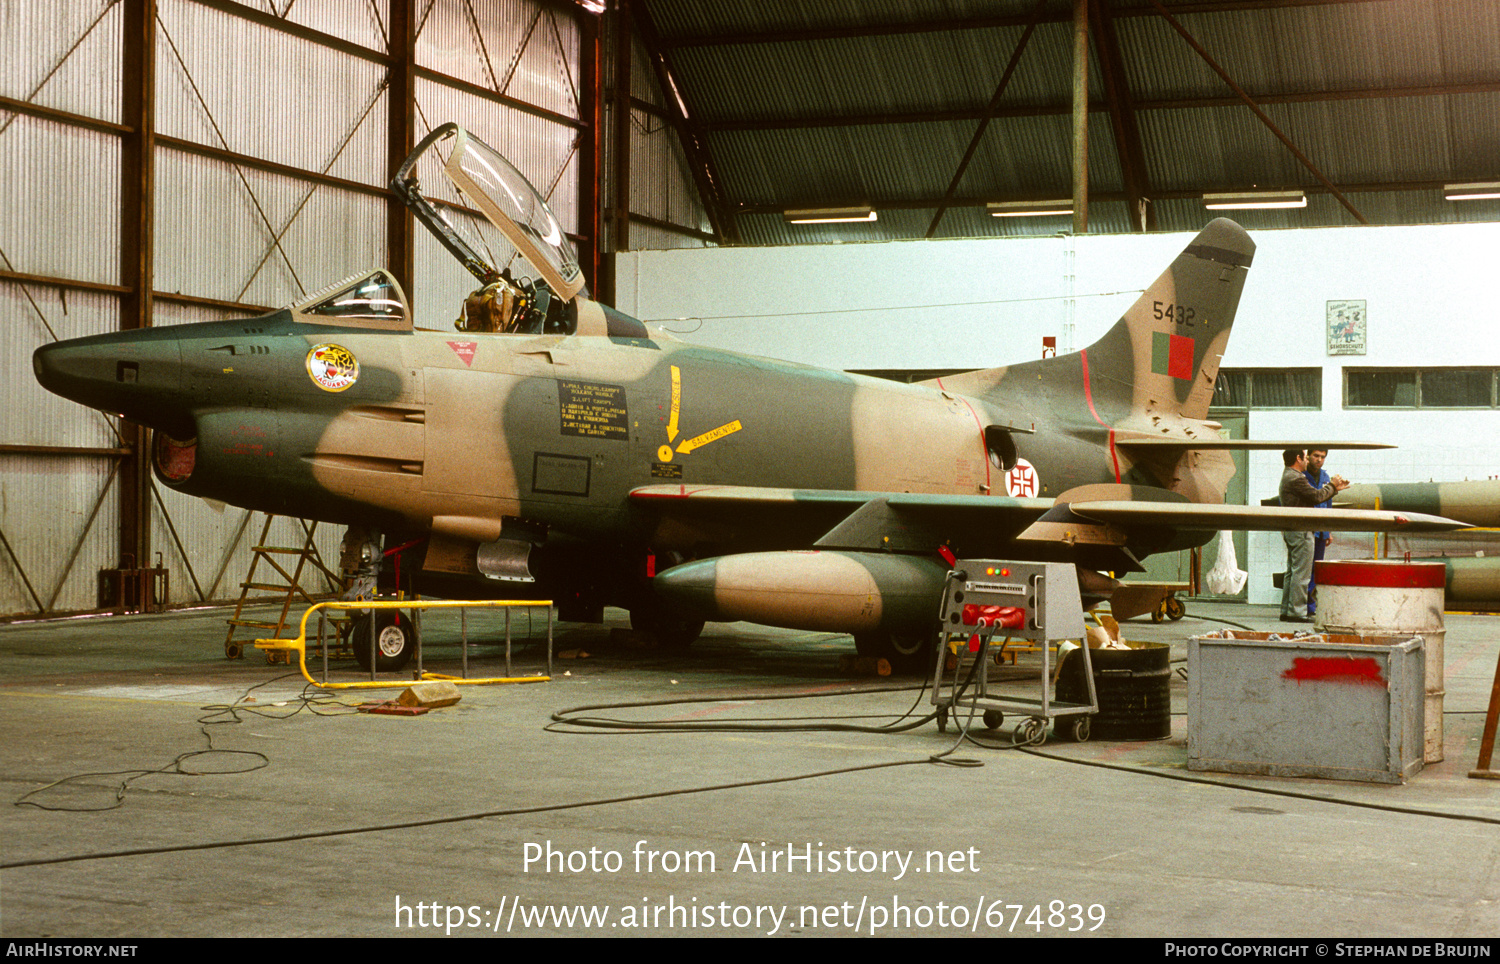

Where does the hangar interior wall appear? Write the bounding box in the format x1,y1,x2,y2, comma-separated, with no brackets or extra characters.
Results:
1,0,593,619
618,222,1500,606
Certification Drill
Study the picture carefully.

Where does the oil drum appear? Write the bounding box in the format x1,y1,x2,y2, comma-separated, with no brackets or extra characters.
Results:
1315,559,1445,762
1056,642,1172,741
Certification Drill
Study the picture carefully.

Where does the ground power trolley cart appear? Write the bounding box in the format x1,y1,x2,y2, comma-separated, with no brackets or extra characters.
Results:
932,560,1098,744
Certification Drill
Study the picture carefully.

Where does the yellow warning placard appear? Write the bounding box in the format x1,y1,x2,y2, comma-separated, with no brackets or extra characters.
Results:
676,420,742,454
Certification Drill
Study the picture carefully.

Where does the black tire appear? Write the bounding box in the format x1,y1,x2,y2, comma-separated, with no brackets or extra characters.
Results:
853,631,937,674
982,709,1005,731
1165,595,1186,621
630,605,704,650
352,609,415,673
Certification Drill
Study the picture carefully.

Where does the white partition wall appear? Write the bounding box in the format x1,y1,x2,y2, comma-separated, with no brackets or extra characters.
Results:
619,222,1500,604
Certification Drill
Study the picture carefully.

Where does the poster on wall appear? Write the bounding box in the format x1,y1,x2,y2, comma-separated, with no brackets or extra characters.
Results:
1326,300,1367,355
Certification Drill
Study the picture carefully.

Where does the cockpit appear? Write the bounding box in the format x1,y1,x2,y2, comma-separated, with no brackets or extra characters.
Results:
454,275,573,335
392,123,585,337
288,125,634,341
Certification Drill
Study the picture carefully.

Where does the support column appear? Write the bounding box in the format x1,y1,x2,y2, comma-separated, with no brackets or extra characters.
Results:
119,0,156,571
387,0,416,296
612,0,632,255
1071,0,1090,235
578,9,603,298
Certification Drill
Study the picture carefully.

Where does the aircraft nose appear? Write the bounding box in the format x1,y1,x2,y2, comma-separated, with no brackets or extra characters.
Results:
33,330,190,436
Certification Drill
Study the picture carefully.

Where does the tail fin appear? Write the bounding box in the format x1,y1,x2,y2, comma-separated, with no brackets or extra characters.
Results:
936,218,1255,425
1085,217,1255,422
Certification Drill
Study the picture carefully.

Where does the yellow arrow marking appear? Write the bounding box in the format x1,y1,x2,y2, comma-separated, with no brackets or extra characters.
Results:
676,420,742,455
667,365,681,442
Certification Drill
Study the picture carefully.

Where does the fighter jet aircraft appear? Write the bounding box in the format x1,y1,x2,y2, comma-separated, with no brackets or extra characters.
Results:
32,123,1463,670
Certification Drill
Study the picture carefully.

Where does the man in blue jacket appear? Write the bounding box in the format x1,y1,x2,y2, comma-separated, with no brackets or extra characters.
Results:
1305,449,1332,614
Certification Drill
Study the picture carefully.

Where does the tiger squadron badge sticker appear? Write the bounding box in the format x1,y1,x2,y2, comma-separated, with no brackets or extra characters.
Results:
306,344,359,392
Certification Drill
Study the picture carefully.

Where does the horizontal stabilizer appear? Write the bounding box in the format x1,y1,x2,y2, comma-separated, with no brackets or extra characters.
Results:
1115,438,1395,451
1068,500,1466,533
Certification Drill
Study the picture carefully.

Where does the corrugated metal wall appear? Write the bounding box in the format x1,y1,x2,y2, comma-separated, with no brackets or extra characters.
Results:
601,19,711,253
1,0,610,619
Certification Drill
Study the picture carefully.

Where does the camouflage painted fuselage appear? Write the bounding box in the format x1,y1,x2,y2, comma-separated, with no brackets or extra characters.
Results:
34,219,1259,623
36,303,1063,542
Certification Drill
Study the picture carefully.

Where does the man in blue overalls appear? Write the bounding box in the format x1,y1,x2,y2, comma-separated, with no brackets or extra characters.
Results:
1304,449,1332,615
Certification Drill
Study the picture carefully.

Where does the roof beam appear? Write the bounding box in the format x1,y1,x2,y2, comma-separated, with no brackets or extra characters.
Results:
733,176,1471,218
925,0,1048,237
1146,0,1367,224
702,79,1500,132
662,0,1396,49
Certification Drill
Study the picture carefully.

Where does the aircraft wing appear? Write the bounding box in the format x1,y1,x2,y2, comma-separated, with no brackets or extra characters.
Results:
629,484,1051,515
628,485,1054,556
629,485,1467,564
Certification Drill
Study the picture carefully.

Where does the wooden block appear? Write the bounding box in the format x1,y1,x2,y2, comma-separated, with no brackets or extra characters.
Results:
396,681,462,708
836,655,892,677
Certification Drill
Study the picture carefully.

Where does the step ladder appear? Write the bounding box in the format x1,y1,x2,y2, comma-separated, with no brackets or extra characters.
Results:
224,515,344,661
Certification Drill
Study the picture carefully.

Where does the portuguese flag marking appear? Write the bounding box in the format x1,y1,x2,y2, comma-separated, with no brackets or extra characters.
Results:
1152,331,1194,380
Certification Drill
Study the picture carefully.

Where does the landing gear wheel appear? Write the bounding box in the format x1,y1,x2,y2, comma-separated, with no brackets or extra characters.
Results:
1059,715,1092,743
630,605,704,650
853,631,936,674
982,710,1005,731
352,609,415,673
1164,595,1186,621
1015,717,1047,746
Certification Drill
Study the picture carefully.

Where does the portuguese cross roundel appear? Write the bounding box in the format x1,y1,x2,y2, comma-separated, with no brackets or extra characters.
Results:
1005,458,1040,498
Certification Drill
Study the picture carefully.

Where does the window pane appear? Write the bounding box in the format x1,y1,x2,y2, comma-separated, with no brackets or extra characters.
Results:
1213,371,1248,407
1347,370,1417,407
1421,369,1492,407
1251,370,1320,408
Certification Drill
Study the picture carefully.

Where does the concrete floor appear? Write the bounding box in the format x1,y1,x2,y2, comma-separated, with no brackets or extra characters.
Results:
1,598,1497,939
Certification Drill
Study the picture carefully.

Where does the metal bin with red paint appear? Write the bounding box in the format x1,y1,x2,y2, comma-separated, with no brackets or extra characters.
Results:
1186,632,1425,784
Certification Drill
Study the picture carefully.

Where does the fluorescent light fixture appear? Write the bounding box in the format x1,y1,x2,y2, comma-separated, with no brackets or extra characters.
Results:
782,206,876,224
987,199,1073,218
1203,190,1306,210
1445,182,1500,200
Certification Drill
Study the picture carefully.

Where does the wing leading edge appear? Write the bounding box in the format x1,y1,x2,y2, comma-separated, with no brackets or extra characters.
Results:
628,484,1467,561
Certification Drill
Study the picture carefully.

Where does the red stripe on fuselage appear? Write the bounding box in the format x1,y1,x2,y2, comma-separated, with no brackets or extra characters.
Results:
1078,349,1120,483
938,376,993,493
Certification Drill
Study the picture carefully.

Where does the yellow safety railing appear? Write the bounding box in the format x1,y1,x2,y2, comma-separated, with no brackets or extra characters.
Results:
255,598,553,690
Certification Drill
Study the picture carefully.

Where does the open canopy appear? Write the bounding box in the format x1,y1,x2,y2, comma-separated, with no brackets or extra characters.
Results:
391,122,585,303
